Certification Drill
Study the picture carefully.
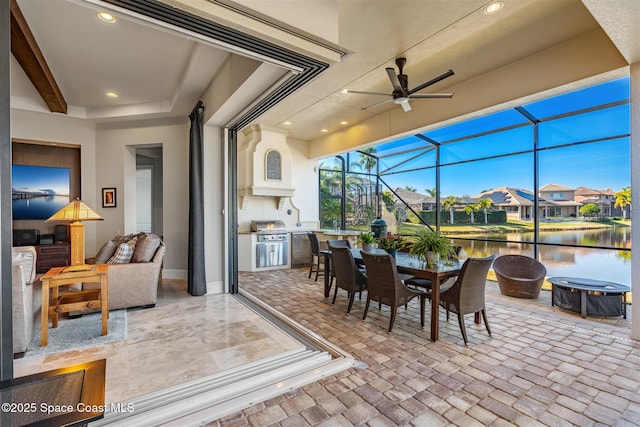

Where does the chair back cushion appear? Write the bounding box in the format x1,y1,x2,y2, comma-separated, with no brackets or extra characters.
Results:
132,233,163,262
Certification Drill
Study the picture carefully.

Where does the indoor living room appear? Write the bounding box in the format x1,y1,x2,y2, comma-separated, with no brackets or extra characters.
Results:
3,0,640,425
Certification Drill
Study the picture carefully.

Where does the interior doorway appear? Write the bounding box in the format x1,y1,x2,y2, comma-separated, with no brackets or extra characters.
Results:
135,146,163,236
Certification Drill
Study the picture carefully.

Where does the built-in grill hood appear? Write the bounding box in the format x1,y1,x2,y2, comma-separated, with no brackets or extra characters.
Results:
238,125,295,210
251,219,287,233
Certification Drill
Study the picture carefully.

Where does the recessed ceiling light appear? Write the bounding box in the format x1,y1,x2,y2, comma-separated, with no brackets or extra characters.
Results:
484,1,503,14
105,91,119,98
321,129,329,133
340,121,348,125
283,121,292,126
341,89,349,94
97,12,116,23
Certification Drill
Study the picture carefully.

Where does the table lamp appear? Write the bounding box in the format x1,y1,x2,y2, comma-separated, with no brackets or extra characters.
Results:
47,198,103,272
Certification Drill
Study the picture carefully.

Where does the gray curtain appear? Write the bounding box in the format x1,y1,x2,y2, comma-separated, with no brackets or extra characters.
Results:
188,101,206,296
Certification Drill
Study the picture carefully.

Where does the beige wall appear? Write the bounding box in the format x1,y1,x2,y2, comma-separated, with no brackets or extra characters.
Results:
11,109,98,253
11,109,230,290
95,121,190,278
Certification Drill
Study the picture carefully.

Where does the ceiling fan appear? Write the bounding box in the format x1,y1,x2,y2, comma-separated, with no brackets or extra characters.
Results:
346,58,455,112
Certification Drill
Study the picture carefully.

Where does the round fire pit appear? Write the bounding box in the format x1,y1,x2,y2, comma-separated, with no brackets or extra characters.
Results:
547,277,630,318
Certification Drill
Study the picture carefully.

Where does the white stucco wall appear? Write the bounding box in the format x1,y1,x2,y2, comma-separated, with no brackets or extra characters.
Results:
289,137,319,229
236,131,319,232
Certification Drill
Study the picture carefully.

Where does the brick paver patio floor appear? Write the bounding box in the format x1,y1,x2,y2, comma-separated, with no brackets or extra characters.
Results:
213,268,638,426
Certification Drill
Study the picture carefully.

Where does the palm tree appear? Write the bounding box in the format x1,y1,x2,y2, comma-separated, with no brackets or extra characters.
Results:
405,185,417,192
358,147,377,207
442,195,457,225
476,198,492,224
424,188,436,197
614,186,631,220
463,204,478,224
358,147,377,174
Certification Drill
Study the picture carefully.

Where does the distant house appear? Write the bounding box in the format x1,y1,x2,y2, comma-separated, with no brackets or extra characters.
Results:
391,188,481,212
391,187,436,211
538,184,581,218
475,186,580,220
574,186,617,217
393,184,620,222
475,187,537,220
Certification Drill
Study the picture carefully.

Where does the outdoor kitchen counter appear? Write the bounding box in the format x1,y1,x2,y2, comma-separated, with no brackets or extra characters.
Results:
318,230,360,247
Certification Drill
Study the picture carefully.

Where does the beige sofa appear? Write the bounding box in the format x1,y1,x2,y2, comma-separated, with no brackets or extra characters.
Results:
86,233,165,310
12,246,40,355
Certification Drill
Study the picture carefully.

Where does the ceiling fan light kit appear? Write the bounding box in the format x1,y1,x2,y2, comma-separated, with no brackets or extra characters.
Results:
348,57,455,112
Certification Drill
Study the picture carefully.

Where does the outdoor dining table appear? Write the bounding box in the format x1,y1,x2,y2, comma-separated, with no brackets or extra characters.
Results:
341,248,462,341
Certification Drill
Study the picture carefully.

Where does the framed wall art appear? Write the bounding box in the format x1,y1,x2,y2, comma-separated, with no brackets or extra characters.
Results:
102,188,117,208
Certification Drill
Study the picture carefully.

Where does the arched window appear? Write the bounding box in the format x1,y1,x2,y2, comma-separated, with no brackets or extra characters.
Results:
265,150,282,181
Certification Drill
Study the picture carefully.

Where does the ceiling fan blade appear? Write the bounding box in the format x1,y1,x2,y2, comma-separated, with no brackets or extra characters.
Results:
399,98,412,112
345,89,393,97
410,93,454,99
361,97,393,111
408,69,455,95
386,67,403,92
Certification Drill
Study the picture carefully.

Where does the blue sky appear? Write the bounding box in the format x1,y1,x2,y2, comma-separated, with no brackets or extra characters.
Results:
335,77,631,197
12,165,70,195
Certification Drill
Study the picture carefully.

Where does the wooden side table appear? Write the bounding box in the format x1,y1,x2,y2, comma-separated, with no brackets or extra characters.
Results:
40,264,109,346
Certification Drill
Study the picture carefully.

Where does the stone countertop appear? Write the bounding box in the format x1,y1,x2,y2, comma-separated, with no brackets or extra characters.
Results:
319,230,361,236
238,229,362,235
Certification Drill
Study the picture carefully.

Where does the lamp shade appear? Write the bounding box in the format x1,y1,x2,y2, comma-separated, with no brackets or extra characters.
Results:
46,198,103,222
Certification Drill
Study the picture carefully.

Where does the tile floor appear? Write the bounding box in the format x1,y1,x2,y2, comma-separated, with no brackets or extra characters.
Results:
13,269,638,426
212,268,639,427
13,279,303,405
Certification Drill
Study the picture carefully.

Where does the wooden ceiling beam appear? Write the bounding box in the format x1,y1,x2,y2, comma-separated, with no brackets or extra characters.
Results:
10,0,67,114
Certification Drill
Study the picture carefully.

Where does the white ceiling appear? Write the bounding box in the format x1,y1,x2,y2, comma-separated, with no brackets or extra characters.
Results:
10,0,637,148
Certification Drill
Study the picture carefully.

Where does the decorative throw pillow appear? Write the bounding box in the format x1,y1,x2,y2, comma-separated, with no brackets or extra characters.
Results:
95,240,117,264
107,242,135,264
126,235,138,251
132,233,162,263
111,233,135,248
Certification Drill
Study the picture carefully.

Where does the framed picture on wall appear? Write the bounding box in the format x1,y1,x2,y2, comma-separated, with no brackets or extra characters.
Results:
102,188,117,208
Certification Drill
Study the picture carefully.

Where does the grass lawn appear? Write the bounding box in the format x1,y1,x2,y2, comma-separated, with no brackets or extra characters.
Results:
393,218,631,236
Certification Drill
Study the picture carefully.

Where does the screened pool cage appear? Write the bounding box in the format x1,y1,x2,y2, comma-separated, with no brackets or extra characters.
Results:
318,76,632,285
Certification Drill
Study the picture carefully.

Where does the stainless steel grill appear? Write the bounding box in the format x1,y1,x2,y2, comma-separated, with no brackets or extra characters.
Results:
250,220,289,268
250,220,287,233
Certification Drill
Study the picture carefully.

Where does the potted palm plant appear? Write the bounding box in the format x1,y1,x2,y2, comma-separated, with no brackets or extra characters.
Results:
409,229,455,267
358,231,376,252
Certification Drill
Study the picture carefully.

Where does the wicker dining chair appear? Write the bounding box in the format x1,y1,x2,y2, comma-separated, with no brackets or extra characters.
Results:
327,239,352,288
439,255,495,345
361,250,426,332
329,244,367,313
307,232,328,281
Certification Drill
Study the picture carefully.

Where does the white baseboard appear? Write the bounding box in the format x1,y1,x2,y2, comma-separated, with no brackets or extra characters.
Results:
161,269,186,280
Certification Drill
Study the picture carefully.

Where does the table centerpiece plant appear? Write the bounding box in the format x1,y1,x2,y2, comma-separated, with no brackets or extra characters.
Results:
358,231,376,252
409,229,455,267
377,233,405,258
